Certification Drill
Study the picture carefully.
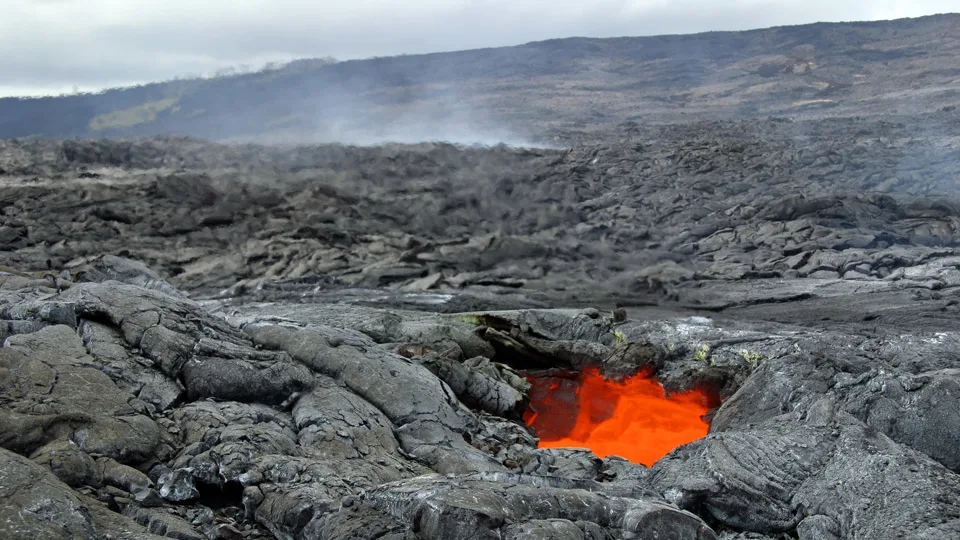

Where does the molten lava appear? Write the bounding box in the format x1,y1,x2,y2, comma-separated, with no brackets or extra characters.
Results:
523,367,714,466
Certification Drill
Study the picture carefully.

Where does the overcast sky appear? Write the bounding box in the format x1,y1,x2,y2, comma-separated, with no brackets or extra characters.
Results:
0,0,954,98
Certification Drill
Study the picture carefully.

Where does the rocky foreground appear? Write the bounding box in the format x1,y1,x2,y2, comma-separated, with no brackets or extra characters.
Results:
2,120,960,539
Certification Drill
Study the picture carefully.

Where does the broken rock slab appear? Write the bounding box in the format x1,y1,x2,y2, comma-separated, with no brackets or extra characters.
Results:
243,321,505,475
651,401,960,538
0,447,170,540
313,473,717,540
0,324,160,462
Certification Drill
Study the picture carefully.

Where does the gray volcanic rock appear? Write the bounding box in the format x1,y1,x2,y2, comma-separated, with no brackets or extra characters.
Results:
709,337,960,473
4,114,960,314
414,352,527,417
68,254,186,298
2,102,960,539
242,322,503,474
650,411,960,538
0,271,720,538
0,272,717,539
0,447,171,540
641,323,960,537
2,270,960,538
354,473,717,540
0,324,161,461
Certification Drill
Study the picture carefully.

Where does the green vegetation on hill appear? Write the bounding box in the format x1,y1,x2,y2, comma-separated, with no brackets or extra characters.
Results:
88,98,179,131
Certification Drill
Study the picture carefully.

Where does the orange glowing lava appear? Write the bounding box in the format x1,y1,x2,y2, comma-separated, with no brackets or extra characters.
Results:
523,367,715,466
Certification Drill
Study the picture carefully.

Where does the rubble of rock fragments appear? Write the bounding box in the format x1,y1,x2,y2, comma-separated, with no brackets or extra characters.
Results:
4,112,960,313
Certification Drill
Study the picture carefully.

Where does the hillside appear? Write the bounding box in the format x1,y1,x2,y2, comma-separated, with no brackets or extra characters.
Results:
1,14,959,144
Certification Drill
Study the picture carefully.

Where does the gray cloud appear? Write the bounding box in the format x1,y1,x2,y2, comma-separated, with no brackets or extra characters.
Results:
0,0,955,97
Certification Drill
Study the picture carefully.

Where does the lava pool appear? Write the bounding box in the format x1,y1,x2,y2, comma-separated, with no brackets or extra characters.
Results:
523,367,717,466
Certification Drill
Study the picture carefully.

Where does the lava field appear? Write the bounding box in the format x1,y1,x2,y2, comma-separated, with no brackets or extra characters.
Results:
2,109,960,539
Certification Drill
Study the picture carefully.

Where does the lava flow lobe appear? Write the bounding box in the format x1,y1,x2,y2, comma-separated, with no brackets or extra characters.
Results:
523,367,714,466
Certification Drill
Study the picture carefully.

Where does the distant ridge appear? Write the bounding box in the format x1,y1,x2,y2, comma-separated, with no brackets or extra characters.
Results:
1,13,958,143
